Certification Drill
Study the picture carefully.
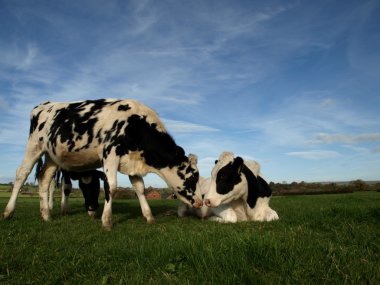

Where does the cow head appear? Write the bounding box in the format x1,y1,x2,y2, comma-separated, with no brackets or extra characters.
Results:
204,152,247,208
160,153,202,208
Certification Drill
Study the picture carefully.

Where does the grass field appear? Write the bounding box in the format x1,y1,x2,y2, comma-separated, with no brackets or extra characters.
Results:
0,192,379,284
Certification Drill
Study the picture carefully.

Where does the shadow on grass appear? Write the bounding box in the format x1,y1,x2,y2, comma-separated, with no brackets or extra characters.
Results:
51,198,179,226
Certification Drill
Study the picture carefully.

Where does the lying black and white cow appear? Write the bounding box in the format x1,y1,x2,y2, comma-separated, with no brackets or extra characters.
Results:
58,169,108,217
181,152,278,223
3,99,202,229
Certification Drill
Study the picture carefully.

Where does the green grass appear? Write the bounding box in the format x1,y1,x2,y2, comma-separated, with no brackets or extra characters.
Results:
0,192,379,284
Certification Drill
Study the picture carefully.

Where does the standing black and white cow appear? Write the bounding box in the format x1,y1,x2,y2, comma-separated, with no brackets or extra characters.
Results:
58,169,108,217
203,152,279,223
3,99,202,229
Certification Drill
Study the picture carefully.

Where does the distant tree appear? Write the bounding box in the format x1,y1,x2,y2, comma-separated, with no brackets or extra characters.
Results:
350,180,369,191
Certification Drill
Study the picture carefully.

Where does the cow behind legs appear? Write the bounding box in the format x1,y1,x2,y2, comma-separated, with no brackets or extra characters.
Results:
35,158,107,217
60,170,108,217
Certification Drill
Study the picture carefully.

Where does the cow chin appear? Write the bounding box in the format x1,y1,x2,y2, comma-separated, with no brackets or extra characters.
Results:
177,193,203,209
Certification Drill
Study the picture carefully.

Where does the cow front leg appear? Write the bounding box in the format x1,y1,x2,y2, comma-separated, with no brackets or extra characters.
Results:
38,157,57,221
101,156,119,230
129,175,154,224
48,179,55,211
209,205,238,223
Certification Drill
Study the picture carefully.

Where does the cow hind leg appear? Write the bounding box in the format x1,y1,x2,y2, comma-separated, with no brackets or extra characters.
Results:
3,145,43,219
61,178,72,215
37,157,57,221
129,175,154,224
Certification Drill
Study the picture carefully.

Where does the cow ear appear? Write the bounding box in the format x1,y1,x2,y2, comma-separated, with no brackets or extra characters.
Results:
188,154,198,165
234,157,244,174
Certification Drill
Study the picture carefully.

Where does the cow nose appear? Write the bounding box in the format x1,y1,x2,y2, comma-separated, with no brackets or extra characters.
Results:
193,197,203,208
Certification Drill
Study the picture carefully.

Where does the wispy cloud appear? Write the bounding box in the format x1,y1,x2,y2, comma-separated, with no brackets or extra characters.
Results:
286,150,341,160
316,133,380,144
164,119,219,133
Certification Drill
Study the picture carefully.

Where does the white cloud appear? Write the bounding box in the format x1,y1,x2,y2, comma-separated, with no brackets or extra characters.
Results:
320,98,335,108
164,119,219,133
0,98,9,110
316,133,380,144
286,150,340,160
373,146,380,153
342,145,370,154
17,43,39,70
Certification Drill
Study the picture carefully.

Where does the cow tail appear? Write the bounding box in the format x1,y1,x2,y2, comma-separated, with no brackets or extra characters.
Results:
97,170,110,202
55,170,62,188
34,158,44,182
103,174,110,202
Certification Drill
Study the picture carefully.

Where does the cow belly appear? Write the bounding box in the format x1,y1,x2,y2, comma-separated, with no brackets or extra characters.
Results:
50,149,102,171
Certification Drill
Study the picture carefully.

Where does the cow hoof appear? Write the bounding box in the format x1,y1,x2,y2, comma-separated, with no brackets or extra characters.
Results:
88,211,96,218
3,211,13,220
102,224,113,231
147,217,155,224
61,208,68,216
40,208,51,221
102,217,113,230
41,213,51,222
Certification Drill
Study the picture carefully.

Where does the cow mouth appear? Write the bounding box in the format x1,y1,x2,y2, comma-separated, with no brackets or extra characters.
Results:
192,197,203,208
204,199,220,208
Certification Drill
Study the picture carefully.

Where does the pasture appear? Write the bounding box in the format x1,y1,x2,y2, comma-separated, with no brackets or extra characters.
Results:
0,192,379,284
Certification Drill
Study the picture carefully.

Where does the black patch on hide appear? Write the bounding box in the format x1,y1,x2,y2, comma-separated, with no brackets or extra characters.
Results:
241,165,272,208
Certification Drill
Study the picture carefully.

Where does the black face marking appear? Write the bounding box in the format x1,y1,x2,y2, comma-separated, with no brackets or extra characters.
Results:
38,121,46,131
175,162,199,202
177,189,195,204
241,165,272,208
182,167,199,192
216,157,244,195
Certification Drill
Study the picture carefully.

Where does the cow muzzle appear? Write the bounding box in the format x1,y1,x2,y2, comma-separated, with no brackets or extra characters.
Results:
192,196,203,209
204,198,220,208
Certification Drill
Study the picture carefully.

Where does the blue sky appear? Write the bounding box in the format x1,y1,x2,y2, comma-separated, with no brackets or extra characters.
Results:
0,0,379,187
